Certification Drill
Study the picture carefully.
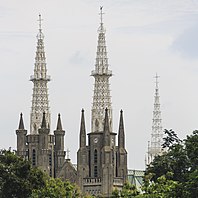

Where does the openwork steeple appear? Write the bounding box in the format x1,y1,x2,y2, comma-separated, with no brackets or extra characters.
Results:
91,7,112,132
148,74,163,164
30,14,51,134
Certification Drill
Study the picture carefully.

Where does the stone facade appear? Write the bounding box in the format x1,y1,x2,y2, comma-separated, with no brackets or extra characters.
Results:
77,109,127,197
16,112,77,183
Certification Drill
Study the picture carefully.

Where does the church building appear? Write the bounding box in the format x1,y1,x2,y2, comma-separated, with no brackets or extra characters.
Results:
77,7,127,197
16,8,127,197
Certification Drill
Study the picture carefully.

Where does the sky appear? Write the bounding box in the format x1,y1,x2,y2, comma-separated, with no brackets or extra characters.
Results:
1,0,198,170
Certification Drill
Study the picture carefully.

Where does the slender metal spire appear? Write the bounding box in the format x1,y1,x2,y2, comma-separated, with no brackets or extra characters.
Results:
99,6,104,27
37,14,44,40
91,7,112,133
30,14,51,134
148,74,163,164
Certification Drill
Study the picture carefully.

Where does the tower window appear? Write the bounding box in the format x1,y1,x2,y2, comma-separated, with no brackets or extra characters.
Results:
32,149,36,166
49,153,52,166
94,149,97,164
94,165,98,177
49,153,52,177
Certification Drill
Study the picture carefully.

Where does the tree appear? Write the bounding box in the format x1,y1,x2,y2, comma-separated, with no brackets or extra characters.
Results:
0,150,46,198
144,129,198,197
140,173,179,198
162,129,181,149
146,143,189,183
185,130,198,171
31,178,81,198
112,182,140,197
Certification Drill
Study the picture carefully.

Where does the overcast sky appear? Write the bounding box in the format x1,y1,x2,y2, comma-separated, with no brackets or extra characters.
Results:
1,0,198,170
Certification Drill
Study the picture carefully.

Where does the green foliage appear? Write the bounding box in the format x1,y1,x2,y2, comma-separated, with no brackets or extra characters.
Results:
185,130,198,171
146,143,189,183
144,129,198,198
0,150,46,198
31,178,81,198
112,182,140,197
141,173,179,198
0,150,83,198
162,129,182,149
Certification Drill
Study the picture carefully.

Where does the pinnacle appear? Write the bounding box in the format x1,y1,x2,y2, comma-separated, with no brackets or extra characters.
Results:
56,113,63,130
18,113,25,130
41,112,47,129
80,109,86,134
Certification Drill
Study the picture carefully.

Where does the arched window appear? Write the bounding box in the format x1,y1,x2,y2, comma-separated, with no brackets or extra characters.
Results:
94,149,98,177
94,165,98,177
32,149,36,166
94,149,97,164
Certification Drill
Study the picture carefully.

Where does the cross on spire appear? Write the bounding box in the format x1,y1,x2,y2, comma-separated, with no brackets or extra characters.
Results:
38,14,43,32
99,6,105,24
66,148,70,159
154,73,160,88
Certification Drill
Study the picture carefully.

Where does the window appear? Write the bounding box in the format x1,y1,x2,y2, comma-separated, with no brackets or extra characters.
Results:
49,153,52,176
94,165,98,177
94,149,97,164
32,149,36,166
49,153,52,166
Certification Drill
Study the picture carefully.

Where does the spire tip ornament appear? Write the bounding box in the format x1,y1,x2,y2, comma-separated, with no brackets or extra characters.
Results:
37,14,44,40
99,6,104,24
98,6,105,33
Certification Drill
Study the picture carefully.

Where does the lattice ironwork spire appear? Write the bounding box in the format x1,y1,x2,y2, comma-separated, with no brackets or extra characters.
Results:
91,7,112,133
30,14,51,134
148,74,163,164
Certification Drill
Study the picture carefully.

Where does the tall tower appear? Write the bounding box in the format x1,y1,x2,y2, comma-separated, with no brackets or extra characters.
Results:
91,6,112,133
30,14,51,134
77,7,127,197
148,74,163,164
16,113,27,158
54,114,66,175
26,15,55,177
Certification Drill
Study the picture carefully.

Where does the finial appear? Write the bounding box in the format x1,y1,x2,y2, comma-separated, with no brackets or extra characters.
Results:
120,109,123,114
41,112,47,128
37,14,44,40
104,107,109,131
99,6,105,24
38,14,43,32
18,112,25,130
81,108,84,113
66,148,70,159
154,73,160,88
56,113,62,130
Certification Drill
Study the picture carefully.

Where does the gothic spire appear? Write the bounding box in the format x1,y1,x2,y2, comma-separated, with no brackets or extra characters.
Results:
56,113,63,130
80,109,86,148
18,113,25,130
91,7,112,133
148,74,163,164
118,110,125,148
103,108,110,146
30,14,51,134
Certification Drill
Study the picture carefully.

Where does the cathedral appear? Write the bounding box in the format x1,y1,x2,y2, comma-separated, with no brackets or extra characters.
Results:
16,8,127,197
